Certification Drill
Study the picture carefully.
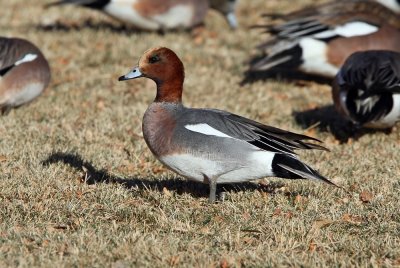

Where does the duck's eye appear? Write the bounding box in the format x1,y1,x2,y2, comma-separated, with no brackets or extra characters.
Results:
149,55,160,64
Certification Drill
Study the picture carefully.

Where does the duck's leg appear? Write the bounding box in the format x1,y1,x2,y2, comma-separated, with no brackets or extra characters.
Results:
208,176,218,203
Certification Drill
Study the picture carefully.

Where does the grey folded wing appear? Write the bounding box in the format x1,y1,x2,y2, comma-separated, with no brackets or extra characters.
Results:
178,108,328,155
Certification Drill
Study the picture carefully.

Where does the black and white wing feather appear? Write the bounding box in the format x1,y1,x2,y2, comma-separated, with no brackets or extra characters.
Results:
181,108,328,155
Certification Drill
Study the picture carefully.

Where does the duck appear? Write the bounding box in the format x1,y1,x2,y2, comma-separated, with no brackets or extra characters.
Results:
45,0,238,31
332,50,400,129
118,47,337,203
0,37,51,115
249,0,400,79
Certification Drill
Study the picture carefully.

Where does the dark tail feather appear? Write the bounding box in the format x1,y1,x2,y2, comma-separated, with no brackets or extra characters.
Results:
0,64,14,76
296,140,329,152
44,0,95,8
261,13,286,20
250,43,303,72
249,24,273,30
272,154,338,187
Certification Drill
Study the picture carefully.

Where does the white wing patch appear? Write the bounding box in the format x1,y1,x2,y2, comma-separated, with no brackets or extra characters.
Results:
15,53,38,66
185,123,233,138
313,22,379,39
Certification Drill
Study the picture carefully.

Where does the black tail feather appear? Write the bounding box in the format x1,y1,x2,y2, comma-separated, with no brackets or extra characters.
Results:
45,0,84,8
272,154,337,187
45,0,108,9
261,13,286,20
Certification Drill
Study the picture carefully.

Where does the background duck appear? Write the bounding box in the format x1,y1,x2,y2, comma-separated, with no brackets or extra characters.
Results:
249,0,400,79
0,37,51,115
46,0,239,31
332,50,400,129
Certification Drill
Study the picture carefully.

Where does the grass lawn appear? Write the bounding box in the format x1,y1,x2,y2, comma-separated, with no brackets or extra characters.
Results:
1,0,399,266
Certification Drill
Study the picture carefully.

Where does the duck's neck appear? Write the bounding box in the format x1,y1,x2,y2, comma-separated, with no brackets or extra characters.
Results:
154,78,183,103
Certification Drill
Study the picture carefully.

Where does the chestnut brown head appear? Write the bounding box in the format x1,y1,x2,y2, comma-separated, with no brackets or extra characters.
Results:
119,47,185,103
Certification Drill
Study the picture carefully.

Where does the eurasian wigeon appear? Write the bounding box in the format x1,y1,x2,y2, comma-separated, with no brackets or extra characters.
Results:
332,50,400,129
0,37,51,115
46,0,238,31
118,47,337,203
249,0,400,78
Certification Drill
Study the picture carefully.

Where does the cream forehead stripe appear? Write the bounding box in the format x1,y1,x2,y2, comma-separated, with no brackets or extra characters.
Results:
15,53,38,66
185,124,233,138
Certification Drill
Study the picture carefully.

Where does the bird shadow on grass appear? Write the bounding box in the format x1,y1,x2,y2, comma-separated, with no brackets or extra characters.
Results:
36,18,195,35
37,19,143,34
293,105,390,143
41,152,289,200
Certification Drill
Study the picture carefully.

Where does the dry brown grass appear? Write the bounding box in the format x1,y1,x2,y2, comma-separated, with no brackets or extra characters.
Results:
1,0,400,267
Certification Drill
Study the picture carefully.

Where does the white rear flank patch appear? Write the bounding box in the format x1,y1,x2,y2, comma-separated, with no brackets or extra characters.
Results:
106,0,193,30
385,94,400,123
185,123,233,138
159,150,275,184
313,22,378,39
15,53,38,66
299,38,339,77
366,94,400,128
